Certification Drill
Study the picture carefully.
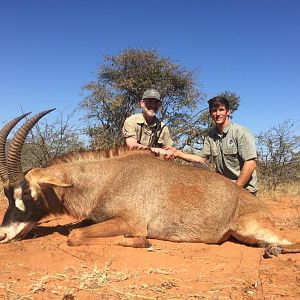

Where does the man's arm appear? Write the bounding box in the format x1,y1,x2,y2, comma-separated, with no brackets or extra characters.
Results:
168,135,210,164
235,159,257,188
165,147,207,164
235,128,258,188
125,137,149,150
160,126,173,147
176,150,207,164
122,116,149,150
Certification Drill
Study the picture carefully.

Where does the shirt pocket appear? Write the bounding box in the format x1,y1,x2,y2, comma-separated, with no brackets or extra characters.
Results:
223,145,238,155
222,144,239,167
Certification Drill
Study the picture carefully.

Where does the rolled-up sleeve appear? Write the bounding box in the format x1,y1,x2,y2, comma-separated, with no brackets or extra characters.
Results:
238,130,257,161
199,136,211,159
122,117,137,139
159,126,173,147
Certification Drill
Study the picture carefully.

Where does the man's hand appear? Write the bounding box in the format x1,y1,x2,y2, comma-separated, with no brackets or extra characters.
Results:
150,147,175,160
164,147,207,165
164,146,180,157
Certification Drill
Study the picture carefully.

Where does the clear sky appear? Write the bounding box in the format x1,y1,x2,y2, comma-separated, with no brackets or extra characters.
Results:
0,0,299,136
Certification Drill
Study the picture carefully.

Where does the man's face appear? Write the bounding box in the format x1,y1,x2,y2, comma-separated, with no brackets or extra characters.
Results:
140,98,161,117
210,105,230,126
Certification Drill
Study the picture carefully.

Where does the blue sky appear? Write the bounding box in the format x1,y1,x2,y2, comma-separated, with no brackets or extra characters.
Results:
0,0,299,136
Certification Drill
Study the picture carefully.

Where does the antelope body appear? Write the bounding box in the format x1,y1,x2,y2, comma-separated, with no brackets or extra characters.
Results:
0,111,299,256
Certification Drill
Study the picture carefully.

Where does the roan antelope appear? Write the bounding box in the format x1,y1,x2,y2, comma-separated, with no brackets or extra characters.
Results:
0,110,299,258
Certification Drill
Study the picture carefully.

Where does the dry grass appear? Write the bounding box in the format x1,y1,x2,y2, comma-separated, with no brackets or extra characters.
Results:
0,262,136,299
258,181,300,202
1,263,190,299
257,181,300,229
0,261,270,300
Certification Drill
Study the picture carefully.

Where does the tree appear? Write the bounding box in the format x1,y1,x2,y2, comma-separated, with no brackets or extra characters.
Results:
80,48,204,149
21,110,85,170
256,120,300,190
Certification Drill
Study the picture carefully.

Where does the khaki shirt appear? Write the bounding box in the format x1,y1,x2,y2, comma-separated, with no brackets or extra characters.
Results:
199,122,258,193
122,113,173,147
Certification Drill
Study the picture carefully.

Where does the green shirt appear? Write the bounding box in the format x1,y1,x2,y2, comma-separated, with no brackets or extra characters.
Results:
122,113,173,147
199,122,258,193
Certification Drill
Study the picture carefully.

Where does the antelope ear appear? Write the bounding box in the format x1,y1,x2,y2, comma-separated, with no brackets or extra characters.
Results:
25,168,73,188
38,175,73,188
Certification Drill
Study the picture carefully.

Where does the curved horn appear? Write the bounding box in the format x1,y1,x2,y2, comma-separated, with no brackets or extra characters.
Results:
7,109,56,183
0,112,31,184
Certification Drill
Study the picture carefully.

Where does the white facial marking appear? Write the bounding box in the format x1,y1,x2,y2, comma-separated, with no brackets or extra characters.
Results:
15,198,26,212
30,187,38,200
0,222,34,243
13,187,22,199
13,187,26,212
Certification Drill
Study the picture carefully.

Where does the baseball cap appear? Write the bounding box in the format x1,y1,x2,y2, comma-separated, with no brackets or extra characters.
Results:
142,89,161,102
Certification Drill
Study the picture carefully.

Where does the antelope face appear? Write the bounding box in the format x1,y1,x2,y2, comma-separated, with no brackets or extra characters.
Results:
0,181,47,243
0,109,55,243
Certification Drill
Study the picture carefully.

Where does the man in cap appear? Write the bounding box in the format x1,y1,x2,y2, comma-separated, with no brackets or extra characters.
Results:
168,96,258,195
122,89,173,150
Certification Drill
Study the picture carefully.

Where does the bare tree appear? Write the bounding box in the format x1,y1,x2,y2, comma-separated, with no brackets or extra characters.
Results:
21,110,85,170
256,120,300,190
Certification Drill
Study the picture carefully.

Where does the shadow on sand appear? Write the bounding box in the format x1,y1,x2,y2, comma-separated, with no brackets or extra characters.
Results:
23,219,94,240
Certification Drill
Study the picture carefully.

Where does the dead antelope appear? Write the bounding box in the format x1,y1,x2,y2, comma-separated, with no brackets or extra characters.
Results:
0,110,299,257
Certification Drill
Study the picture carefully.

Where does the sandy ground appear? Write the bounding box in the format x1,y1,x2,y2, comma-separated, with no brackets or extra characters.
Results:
0,195,299,300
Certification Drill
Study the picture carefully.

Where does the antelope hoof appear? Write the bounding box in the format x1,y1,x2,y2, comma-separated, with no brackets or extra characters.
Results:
67,229,84,247
116,236,152,248
0,233,7,242
263,245,283,258
134,236,152,248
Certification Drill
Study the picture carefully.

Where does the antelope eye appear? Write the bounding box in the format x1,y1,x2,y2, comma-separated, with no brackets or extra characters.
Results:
22,189,31,197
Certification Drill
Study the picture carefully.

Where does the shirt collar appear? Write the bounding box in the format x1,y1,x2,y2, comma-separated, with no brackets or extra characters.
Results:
137,113,159,127
212,121,232,138
222,121,231,134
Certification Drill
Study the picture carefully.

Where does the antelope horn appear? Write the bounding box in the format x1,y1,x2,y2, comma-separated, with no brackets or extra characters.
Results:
0,113,31,185
7,109,56,183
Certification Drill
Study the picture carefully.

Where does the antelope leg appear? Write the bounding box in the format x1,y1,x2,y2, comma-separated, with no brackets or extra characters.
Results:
67,216,150,247
264,242,300,258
